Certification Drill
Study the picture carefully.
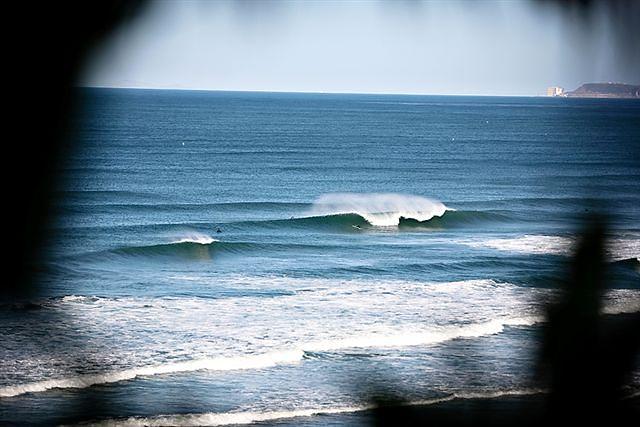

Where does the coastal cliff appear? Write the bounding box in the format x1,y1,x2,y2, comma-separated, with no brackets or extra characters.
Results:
564,83,640,98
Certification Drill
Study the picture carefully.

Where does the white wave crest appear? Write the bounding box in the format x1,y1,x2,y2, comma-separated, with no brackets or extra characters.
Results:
602,290,640,315
610,239,640,262
85,388,546,426
308,193,449,226
171,232,217,245
0,350,303,398
304,316,541,352
61,295,89,303
88,405,373,427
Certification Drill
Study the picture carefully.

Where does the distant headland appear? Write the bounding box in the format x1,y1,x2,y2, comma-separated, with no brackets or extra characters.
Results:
546,83,640,99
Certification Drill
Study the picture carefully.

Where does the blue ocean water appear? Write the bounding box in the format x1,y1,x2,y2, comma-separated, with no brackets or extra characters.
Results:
1,89,639,425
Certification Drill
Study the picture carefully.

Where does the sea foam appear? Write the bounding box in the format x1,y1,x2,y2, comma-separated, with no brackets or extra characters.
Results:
3,277,636,399
304,316,541,352
84,388,547,426
0,350,303,398
460,234,640,260
0,314,540,398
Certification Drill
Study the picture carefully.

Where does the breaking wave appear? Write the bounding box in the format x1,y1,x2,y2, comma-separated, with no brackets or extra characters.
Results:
254,192,507,229
602,289,640,314
303,316,541,352
397,210,508,229
308,193,450,226
85,388,547,426
0,350,304,399
170,233,218,245
0,316,539,399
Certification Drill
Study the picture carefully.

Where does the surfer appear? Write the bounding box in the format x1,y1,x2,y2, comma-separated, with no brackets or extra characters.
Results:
216,228,222,233
352,224,361,230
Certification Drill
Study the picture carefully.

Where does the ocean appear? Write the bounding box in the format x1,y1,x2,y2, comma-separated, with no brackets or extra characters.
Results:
1,89,639,425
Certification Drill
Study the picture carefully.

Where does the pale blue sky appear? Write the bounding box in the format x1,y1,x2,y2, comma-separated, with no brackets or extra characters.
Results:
82,0,639,96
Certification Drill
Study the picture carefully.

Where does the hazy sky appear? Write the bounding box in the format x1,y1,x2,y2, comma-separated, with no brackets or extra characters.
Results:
83,0,640,96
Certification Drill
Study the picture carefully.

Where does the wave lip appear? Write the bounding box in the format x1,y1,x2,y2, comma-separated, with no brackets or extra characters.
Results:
170,232,218,245
308,193,449,226
0,350,303,399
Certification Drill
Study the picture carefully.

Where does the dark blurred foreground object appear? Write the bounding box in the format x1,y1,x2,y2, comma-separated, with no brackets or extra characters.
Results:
539,215,640,424
4,1,146,298
372,216,639,426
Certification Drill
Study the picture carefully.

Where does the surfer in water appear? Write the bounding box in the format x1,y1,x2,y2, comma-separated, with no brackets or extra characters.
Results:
352,224,361,230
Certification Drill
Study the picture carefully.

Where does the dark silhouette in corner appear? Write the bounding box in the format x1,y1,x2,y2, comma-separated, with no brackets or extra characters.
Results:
5,1,147,298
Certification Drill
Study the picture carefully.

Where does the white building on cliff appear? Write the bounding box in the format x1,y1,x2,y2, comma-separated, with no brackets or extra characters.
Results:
546,86,564,96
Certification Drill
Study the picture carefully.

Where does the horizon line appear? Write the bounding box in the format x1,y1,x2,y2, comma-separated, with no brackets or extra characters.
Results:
78,85,546,98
